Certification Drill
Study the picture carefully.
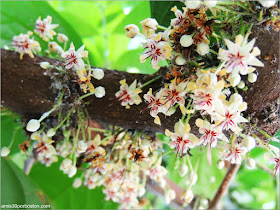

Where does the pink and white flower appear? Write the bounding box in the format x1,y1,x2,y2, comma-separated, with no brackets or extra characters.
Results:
143,88,164,117
224,142,247,164
34,16,59,41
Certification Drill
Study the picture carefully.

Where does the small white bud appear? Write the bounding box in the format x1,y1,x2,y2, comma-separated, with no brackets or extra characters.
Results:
47,128,56,137
245,158,256,169
217,160,225,169
165,189,176,204
187,172,198,186
125,24,140,38
92,68,104,80
229,73,241,87
77,140,87,153
60,158,72,172
138,187,146,197
237,80,245,89
248,73,257,83
242,136,256,151
68,166,77,178
26,119,40,132
181,189,193,203
94,86,106,98
73,178,82,188
1,147,10,157
185,0,201,9
258,0,276,8
204,0,217,8
40,62,51,69
197,42,209,56
4,45,9,50
140,18,158,31
179,164,189,177
180,35,193,47
57,33,68,43
175,54,187,65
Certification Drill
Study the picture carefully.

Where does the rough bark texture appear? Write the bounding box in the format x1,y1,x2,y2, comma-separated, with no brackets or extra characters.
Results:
1,27,279,135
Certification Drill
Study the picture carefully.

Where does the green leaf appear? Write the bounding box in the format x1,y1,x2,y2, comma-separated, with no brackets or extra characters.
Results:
1,1,83,56
29,160,118,209
150,1,184,27
1,158,51,206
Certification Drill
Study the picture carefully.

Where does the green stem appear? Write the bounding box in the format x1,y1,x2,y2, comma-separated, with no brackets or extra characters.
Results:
141,75,161,89
8,127,20,149
88,127,107,133
186,155,193,172
157,25,167,30
54,109,73,130
214,61,226,74
78,92,95,101
210,49,218,55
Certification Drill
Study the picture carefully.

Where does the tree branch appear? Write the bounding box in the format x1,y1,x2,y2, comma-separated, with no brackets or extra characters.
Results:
1,25,279,135
208,164,241,209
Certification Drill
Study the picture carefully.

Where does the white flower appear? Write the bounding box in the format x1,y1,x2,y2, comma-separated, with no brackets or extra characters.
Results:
26,119,40,132
204,0,217,8
1,147,10,157
94,86,106,98
48,42,64,55
248,73,257,83
92,68,104,80
197,42,209,56
245,158,256,169
218,34,264,75
73,178,82,188
185,0,201,9
258,0,276,8
180,35,193,47
34,16,59,42
57,33,68,43
77,140,87,153
61,43,88,70
224,142,247,164
140,18,158,35
228,72,241,87
12,31,41,60
125,24,140,38
40,62,51,69
181,189,193,203
165,189,176,204
60,158,72,172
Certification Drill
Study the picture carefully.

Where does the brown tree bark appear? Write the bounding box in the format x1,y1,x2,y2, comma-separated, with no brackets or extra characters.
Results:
1,27,279,135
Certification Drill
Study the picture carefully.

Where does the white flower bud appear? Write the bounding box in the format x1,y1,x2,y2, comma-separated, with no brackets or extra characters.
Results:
4,45,9,50
229,73,241,87
179,164,189,177
1,147,10,157
181,189,193,203
237,80,245,89
187,172,198,186
92,68,104,80
60,158,72,172
40,62,51,69
138,187,146,197
47,128,56,137
73,178,82,188
248,73,257,83
77,140,87,153
68,166,77,178
242,136,255,151
160,178,166,188
180,35,193,47
94,86,106,98
26,119,40,132
125,24,140,38
258,0,276,8
140,18,158,30
197,42,209,56
204,0,217,8
165,189,176,204
175,54,187,65
245,158,256,169
217,160,225,169
57,33,68,43
185,0,201,9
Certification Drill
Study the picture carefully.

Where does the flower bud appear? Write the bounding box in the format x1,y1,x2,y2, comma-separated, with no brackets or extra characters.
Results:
40,62,50,69
204,0,217,8
94,86,106,98
180,35,193,47
187,172,198,186
140,18,158,31
68,166,77,178
175,54,187,65
237,80,245,89
92,68,104,80
141,139,151,149
77,140,87,153
125,24,140,38
229,73,241,87
248,73,257,83
73,178,82,188
60,158,72,172
165,189,176,204
139,187,146,197
26,119,40,132
242,136,255,151
57,33,68,43
258,0,276,8
1,147,10,157
245,158,256,169
47,128,56,137
181,189,193,203
179,164,189,177
197,42,209,56
185,0,201,9
217,160,225,169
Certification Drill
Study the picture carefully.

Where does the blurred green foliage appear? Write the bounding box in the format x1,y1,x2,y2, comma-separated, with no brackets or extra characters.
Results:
1,1,279,209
